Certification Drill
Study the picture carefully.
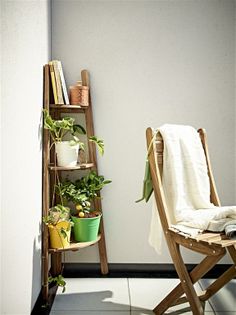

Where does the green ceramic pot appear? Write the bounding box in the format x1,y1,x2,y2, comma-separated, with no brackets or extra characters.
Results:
72,214,101,242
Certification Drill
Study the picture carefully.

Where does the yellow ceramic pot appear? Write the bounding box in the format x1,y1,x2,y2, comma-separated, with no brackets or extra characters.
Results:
48,221,71,249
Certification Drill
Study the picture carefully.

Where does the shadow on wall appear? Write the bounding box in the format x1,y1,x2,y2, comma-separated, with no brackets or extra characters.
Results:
38,104,43,151
31,229,41,310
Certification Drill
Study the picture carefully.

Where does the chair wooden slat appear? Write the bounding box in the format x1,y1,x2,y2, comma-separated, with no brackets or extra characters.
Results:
195,233,222,241
214,239,236,247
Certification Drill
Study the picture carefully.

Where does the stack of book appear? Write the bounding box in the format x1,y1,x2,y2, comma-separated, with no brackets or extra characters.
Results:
48,60,69,105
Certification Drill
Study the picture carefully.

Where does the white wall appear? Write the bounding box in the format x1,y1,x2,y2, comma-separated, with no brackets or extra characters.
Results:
53,0,235,264
234,5,236,245
1,1,51,314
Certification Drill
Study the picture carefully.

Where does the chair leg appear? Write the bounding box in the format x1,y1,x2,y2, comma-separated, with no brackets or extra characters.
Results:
169,242,204,314
98,218,109,275
153,282,182,314
202,265,236,301
153,254,223,314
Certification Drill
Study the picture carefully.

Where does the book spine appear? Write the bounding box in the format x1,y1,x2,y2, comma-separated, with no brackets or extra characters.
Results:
48,62,58,104
52,60,64,104
56,60,70,105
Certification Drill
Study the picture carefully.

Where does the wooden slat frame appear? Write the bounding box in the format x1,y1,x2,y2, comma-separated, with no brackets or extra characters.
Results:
82,69,108,275
198,129,221,206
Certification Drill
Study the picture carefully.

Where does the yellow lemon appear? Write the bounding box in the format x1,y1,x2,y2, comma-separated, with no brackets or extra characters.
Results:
76,204,83,211
78,211,85,218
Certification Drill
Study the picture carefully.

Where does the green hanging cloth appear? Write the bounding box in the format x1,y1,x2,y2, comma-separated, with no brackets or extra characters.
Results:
136,159,153,203
136,130,157,203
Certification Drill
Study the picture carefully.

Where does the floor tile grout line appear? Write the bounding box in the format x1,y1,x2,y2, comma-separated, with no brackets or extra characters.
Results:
127,278,132,314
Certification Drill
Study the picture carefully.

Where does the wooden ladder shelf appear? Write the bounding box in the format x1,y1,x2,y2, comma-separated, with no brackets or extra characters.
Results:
42,65,108,301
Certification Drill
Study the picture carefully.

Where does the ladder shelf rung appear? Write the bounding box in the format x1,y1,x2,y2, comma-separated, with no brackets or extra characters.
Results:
50,104,89,112
48,163,94,171
48,234,101,253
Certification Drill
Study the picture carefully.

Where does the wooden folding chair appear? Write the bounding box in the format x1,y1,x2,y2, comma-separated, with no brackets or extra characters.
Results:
146,127,236,315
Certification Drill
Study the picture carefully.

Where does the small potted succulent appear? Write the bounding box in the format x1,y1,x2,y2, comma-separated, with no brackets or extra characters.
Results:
57,171,111,242
43,204,73,249
43,109,104,166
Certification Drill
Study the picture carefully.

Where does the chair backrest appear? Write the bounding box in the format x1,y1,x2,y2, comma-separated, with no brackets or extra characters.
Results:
146,127,221,233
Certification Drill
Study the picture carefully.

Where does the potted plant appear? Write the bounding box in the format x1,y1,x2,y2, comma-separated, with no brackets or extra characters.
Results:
48,275,66,293
43,109,104,166
43,204,73,249
57,171,111,242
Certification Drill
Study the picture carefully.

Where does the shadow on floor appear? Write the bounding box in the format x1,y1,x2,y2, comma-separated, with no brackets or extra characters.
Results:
52,290,150,313
51,289,202,315
199,278,236,312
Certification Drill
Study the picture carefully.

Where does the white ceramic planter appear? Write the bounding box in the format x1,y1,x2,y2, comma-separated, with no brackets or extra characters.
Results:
55,141,79,167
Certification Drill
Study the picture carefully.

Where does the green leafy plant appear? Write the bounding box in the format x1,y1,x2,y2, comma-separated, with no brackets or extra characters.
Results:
43,204,73,239
48,275,66,293
75,171,111,199
43,109,104,154
56,171,111,215
56,181,91,210
89,136,104,156
43,204,71,226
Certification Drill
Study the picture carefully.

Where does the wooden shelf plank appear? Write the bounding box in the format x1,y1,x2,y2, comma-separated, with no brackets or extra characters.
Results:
50,104,89,113
50,104,82,108
49,163,94,171
49,234,101,253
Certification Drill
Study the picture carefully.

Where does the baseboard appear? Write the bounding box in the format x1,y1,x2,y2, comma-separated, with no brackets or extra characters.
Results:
31,284,57,315
63,263,231,279
31,263,232,314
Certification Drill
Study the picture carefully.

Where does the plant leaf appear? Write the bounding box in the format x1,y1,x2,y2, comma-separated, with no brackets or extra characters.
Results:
89,136,104,156
72,124,86,135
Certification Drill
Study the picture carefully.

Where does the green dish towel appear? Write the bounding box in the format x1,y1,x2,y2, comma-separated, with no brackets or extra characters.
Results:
136,159,153,203
136,130,157,203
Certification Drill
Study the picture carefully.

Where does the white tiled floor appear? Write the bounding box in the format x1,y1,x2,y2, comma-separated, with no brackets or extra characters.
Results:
50,278,236,315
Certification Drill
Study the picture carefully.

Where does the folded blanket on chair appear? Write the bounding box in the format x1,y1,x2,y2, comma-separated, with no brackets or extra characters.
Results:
159,124,236,232
225,224,236,239
143,124,236,253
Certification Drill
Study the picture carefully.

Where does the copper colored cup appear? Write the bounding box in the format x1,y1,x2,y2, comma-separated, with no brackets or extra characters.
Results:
69,86,80,105
78,86,89,106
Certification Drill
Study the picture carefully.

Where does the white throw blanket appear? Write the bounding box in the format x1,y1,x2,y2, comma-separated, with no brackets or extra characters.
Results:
149,124,236,253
